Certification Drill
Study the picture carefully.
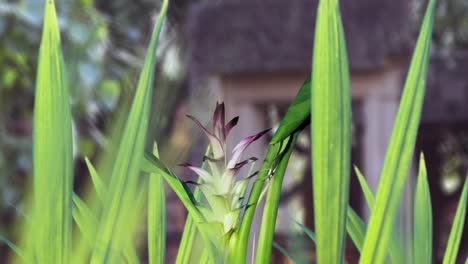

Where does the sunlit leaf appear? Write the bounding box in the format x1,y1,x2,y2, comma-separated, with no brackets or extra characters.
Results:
310,0,351,263
414,154,432,264
32,0,73,262
361,1,436,262
148,143,166,264
442,176,468,264
90,0,169,261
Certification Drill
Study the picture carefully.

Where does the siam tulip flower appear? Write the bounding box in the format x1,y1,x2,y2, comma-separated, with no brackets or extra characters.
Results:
182,102,269,257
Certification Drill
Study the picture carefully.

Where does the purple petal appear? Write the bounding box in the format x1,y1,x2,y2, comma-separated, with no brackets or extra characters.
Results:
187,115,225,159
228,128,270,168
233,157,258,171
213,102,226,140
180,163,213,183
224,116,239,138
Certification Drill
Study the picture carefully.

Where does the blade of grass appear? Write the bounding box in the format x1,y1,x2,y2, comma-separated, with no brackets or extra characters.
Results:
442,175,468,264
256,134,298,264
353,167,405,263
346,208,367,252
85,157,107,203
413,154,432,264
90,0,168,261
360,1,436,262
148,143,166,264
311,0,351,263
33,1,73,262
273,242,304,264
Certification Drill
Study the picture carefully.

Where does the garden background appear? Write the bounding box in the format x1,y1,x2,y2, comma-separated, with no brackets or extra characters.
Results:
0,0,467,262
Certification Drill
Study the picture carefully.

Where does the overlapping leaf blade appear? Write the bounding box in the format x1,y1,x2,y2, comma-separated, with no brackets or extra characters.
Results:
311,0,351,263
414,154,432,264
360,0,436,262
442,176,468,264
270,76,311,144
32,0,73,262
90,0,168,261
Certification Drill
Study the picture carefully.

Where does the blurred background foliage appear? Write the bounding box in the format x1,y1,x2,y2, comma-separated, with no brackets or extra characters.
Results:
0,0,196,244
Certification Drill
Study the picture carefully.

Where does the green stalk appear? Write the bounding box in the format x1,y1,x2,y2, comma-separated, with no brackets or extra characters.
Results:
33,1,73,262
256,134,298,264
311,0,351,263
360,1,436,262
148,144,166,264
233,142,283,263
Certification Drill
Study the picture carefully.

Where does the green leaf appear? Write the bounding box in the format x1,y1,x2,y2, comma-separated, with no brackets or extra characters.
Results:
295,221,316,243
90,0,169,261
310,0,351,263
442,176,468,264
85,157,106,202
414,154,432,264
273,242,304,264
142,152,219,262
352,167,405,263
72,194,98,247
360,1,436,262
256,134,298,264
270,76,311,144
233,142,283,263
346,207,366,252
354,166,375,208
148,143,166,264
33,1,73,262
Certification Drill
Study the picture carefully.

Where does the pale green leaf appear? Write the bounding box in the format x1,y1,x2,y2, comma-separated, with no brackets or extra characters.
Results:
360,1,436,262
90,0,169,261
33,0,73,262
442,176,468,264
148,143,166,264
85,157,106,202
310,0,351,263
414,154,432,264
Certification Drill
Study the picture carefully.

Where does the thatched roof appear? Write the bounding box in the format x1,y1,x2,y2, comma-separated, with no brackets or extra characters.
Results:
187,0,412,75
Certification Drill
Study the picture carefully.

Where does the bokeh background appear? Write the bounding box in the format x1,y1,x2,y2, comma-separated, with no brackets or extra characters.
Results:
0,0,467,263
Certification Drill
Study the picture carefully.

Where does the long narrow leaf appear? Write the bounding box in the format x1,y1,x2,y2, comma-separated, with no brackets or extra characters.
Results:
310,0,351,263
273,242,304,264
442,176,468,264
360,1,436,262
90,0,168,261
270,76,311,144
353,167,405,263
346,208,367,252
142,152,219,262
33,1,73,262
414,154,432,264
